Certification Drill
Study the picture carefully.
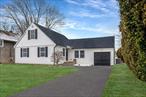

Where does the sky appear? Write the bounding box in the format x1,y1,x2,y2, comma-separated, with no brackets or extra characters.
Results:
0,0,120,49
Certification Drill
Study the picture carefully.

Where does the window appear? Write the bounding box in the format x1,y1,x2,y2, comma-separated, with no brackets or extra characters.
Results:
75,51,79,58
80,50,85,58
63,48,65,56
0,39,3,47
74,50,85,58
21,48,29,57
38,47,48,57
28,29,37,40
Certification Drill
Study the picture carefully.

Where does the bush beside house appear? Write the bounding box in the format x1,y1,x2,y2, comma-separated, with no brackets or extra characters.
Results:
118,0,146,81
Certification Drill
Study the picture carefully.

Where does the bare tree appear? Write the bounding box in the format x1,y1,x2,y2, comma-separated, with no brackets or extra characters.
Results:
51,50,64,65
45,6,65,29
0,21,16,32
2,0,65,35
0,22,10,31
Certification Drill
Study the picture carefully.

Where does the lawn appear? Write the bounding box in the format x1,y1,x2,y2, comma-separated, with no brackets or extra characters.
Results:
102,64,146,97
0,64,77,97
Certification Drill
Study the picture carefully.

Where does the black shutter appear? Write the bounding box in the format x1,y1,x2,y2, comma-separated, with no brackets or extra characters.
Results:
28,30,30,40
45,47,48,57
35,29,37,39
20,48,22,57
38,47,40,57
27,48,29,57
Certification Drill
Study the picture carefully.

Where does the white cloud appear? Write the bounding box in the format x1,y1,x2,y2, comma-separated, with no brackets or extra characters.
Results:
64,0,79,5
61,19,118,35
65,0,119,18
69,10,105,18
65,0,119,14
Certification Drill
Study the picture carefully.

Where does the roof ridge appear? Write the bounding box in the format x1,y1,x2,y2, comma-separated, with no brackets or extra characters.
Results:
69,36,115,40
34,23,68,39
34,23,68,46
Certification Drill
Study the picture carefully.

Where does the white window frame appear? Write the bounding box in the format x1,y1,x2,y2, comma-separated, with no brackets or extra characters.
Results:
75,50,79,58
74,50,85,58
30,30,36,39
0,39,4,47
80,50,85,58
22,48,28,57
39,47,46,57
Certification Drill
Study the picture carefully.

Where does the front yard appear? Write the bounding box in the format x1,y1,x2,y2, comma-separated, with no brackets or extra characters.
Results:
0,64,77,97
102,64,146,97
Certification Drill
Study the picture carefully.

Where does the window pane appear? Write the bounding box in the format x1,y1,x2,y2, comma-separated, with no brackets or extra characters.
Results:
80,50,85,58
39,47,46,57
63,48,65,56
75,51,79,58
22,48,28,57
30,30,36,39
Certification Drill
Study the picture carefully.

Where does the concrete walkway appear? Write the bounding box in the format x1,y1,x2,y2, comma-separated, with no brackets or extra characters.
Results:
10,66,111,97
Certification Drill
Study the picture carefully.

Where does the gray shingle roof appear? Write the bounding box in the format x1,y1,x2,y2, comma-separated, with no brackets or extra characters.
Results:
35,23,115,48
35,23,68,46
69,36,115,49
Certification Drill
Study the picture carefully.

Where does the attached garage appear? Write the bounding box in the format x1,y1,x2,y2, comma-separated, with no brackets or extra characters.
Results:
69,36,115,66
94,52,110,66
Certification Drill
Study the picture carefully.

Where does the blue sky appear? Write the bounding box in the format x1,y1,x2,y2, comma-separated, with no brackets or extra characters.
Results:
51,0,120,49
0,0,120,48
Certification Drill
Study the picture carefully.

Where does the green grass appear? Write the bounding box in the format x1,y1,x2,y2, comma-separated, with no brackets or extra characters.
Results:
0,64,77,97
102,64,146,97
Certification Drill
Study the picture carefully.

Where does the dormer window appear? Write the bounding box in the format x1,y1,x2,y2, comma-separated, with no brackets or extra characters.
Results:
28,29,37,40
0,39,4,47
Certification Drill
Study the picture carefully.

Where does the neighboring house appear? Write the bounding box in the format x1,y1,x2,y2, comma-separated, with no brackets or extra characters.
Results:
0,30,17,63
15,23,115,66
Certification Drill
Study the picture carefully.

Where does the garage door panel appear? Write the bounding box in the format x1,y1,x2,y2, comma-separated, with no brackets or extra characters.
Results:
94,52,110,66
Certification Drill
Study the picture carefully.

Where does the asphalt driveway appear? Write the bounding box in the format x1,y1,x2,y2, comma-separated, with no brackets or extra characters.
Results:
10,66,111,97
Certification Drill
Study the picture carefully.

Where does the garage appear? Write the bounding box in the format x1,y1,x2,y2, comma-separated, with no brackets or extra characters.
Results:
94,52,110,66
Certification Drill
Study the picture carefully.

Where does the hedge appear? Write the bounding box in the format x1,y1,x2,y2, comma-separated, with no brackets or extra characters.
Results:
118,0,146,81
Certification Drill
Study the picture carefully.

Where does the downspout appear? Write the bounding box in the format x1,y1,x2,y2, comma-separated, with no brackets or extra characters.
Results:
53,45,57,65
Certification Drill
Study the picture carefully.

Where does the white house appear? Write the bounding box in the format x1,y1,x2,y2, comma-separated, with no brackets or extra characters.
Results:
15,23,115,66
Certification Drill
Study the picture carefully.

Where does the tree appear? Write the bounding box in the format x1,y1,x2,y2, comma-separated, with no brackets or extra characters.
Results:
51,50,64,65
118,0,146,81
2,0,64,35
0,22,10,31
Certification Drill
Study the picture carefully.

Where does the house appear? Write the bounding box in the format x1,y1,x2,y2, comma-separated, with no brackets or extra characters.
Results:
0,30,17,63
15,23,115,66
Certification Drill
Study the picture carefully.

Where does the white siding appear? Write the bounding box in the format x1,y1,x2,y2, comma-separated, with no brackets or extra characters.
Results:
15,46,54,64
15,23,56,64
16,24,55,47
68,48,115,66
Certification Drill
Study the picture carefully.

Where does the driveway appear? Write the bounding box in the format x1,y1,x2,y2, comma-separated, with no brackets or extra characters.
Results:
10,66,111,97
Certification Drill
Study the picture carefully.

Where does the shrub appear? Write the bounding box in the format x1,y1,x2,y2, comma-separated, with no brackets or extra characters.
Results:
118,0,146,81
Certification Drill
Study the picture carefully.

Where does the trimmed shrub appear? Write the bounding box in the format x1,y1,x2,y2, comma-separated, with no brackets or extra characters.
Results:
118,0,146,81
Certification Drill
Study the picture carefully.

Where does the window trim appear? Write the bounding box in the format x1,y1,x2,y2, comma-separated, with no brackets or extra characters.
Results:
38,47,48,57
0,39,4,47
28,29,37,40
80,50,85,58
21,48,29,57
30,30,36,39
63,48,65,56
75,50,79,58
